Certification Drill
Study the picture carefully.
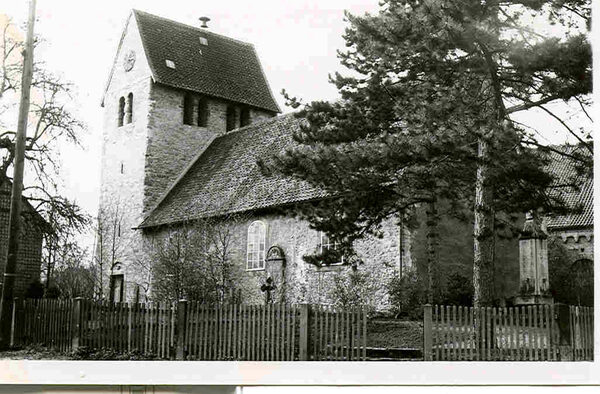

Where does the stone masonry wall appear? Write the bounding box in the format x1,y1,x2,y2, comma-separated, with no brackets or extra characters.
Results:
98,14,155,301
141,212,410,311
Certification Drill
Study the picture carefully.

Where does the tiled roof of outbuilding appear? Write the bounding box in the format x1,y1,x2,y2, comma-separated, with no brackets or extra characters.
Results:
133,10,280,113
139,114,326,228
546,146,593,230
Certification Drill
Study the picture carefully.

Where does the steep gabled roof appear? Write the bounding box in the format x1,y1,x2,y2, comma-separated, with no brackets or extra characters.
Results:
138,114,325,228
0,177,49,231
545,146,593,230
132,10,280,113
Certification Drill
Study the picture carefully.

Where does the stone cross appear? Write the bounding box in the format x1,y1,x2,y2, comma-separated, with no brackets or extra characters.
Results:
260,276,277,304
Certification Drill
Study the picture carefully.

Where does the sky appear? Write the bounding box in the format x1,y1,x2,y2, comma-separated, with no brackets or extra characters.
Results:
1,0,594,249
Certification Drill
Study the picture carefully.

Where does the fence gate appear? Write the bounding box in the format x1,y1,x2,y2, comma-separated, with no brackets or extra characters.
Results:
423,304,594,361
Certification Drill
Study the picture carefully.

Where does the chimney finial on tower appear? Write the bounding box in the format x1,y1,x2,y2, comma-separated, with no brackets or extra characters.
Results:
199,16,211,28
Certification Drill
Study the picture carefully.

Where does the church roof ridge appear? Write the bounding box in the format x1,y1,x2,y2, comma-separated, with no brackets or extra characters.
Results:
131,9,255,48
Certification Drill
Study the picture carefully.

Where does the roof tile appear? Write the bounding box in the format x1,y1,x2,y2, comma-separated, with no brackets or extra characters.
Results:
545,147,593,230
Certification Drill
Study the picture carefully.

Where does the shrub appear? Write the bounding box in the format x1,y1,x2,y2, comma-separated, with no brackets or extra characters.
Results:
441,271,473,306
24,280,44,299
44,284,61,299
387,270,426,320
329,269,375,309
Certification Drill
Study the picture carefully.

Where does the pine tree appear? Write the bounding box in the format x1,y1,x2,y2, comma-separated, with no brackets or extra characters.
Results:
265,0,591,307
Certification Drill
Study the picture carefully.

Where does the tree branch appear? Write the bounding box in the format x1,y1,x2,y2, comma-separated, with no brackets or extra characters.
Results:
537,104,591,152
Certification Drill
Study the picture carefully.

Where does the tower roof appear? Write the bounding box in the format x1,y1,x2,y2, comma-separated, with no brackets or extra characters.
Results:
131,9,280,113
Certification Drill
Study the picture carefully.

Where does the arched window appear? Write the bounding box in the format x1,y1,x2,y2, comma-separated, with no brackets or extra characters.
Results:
125,92,133,124
319,231,344,265
183,93,194,125
118,96,125,127
240,107,250,127
197,97,208,127
247,221,266,270
226,105,237,131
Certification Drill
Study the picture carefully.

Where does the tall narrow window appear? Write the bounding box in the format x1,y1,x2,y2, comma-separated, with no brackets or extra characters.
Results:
240,107,250,127
247,221,266,270
226,105,237,131
183,93,194,125
125,93,133,124
197,97,208,127
118,97,125,127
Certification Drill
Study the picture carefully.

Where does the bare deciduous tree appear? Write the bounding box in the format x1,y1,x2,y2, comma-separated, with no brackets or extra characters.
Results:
149,215,247,304
92,197,128,300
1,17,89,278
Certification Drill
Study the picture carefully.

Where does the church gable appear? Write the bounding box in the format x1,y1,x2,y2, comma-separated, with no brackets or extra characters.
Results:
101,11,153,107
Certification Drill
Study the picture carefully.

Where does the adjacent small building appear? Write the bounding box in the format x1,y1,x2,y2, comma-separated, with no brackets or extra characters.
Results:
546,148,593,261
0,177,46,298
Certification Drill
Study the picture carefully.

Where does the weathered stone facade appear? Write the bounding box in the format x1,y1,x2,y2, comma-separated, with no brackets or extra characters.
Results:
143,212,411,310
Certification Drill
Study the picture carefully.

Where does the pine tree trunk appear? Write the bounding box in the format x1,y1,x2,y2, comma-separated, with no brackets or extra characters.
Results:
473,130,497,357
473,133,495,308
425,197,440,305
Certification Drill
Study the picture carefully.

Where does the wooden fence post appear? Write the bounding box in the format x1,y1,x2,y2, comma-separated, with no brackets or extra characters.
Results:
9,298,20,347
423,304,433,361
176,299,187,360
299,304,310,361
554,303,573,361
71,297,84,351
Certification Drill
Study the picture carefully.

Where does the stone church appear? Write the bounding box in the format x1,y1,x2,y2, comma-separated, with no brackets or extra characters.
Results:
98,10,408,307
98,10,592,308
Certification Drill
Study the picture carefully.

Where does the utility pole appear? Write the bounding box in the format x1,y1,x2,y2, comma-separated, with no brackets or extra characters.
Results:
0,0,37,349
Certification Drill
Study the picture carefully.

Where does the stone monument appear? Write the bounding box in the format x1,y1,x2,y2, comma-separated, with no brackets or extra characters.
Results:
514,212,553,305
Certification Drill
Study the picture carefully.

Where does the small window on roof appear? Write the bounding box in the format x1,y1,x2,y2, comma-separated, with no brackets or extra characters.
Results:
199,37,208,46
165,59,176,69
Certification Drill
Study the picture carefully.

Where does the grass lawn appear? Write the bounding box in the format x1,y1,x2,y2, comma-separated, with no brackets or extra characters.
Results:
367,319,423,349
0,346,71,360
